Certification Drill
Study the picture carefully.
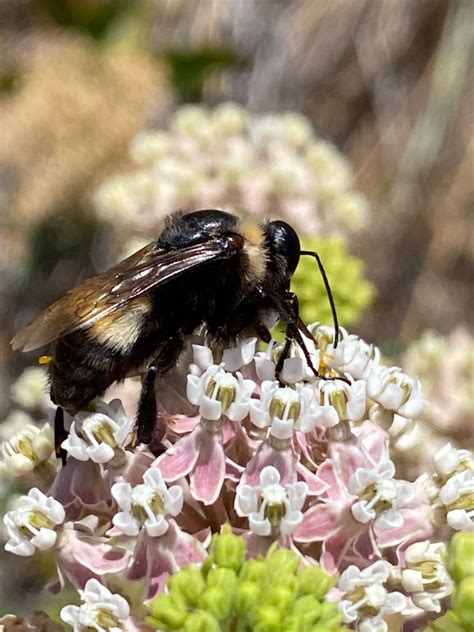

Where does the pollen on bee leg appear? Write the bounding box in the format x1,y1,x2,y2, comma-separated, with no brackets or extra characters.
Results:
38,355,53,365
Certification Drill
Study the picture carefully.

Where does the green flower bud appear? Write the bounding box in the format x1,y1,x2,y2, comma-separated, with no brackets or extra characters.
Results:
318,601,343,627
236,581,262,615
206,567,238,594
291,595,322,625
239,559,266,583
210,526,245,571
148,594,188,629
281,615,301,632
265,585,294,612
168,565,205,607
292,237,375,327
273,574,298,593
266,547,300,576
183,610,220,632
449,532,474,584
254,605,282,631
297,566,335,598
199,586,233,621
452,577,474,627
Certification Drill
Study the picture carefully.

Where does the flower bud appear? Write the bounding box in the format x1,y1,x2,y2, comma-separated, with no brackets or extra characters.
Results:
297,565,334,599
254,605,281,631
198,586,233,621
236,581,261,615
448,532,474,583
266,547,300,576
318,601,343,627
452,577,474,627
210,527,245,571
265,585,294,612
183,610,220,632
239,559,266,583
206,567,238,593
168,566,205,607
292,595,322,624
148,594,188,629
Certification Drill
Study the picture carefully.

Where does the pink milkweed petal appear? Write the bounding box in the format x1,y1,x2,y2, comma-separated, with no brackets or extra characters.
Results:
296,462,328,495
154,429,201,481
190,433,226,505
354,421,389,465
293,503,342,542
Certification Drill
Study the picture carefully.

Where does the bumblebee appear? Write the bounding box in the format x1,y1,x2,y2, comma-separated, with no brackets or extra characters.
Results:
12,209,338,458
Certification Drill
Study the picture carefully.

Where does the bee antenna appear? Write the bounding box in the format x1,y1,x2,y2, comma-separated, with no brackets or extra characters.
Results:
300,250,340,348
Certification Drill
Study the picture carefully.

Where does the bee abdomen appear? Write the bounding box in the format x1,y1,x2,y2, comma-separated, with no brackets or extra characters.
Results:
50,330,126,413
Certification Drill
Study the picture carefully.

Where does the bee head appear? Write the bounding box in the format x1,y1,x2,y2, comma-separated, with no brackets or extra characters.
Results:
266,220,300,277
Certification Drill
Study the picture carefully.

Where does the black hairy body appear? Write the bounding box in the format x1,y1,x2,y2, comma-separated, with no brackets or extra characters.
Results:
12,209,311,453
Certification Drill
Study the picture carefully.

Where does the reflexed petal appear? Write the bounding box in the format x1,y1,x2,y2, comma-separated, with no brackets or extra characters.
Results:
293,503,341,541
155,430,200,481
190,433,225,505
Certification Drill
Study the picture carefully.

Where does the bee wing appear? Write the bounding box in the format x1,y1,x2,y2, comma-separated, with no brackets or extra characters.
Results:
12,235,241,352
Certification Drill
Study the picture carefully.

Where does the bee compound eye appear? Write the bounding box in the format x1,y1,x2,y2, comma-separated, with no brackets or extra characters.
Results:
267,221,300,275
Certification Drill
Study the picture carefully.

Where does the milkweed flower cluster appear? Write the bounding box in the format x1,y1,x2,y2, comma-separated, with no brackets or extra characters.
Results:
94,104,370,239
1,324,469,630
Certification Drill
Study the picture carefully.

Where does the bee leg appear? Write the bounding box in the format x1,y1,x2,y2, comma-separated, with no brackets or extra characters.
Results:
54,406,68,466
135,337,184,456
136,365,160,448
282,291,320,379
274,337,292,384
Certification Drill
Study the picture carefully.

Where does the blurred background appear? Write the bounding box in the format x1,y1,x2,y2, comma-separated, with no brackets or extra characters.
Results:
0,0,472,617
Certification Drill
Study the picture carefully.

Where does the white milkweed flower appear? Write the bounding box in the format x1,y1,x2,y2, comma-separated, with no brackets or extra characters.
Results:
313,324,381,380
1,423,54,476
367,367,426,419
401,541,453,612
60,578,130,632
254,338,319,384
348,460,416,529
235,465,308,536
190,337,257,375
315,378,366,427
249,381,319,439
338,561,406,632
111,467,183,538
438,469,474,531
433,443,473,480
4,488,65,556
10,366,49,410
187,364,255,422
62,400,132,464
